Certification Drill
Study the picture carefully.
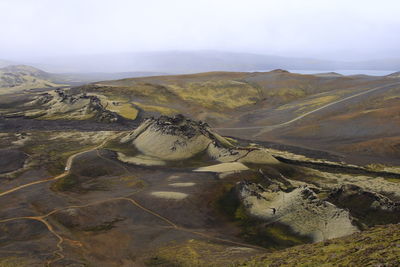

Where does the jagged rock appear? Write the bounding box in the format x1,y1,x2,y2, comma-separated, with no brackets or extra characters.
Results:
29,89,121,123
328,184,400,226
258,169,293,191
150,114,211,139
33,93,53,105
86,95,120,123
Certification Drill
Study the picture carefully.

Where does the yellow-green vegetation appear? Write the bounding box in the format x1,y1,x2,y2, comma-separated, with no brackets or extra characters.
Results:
52,174,79,191
0,65,64,95
222,136,238,145
92,94,139,120
119,176,145,188
240,224,400,267
24,143,93,175
52,161,121,192
103,138,139,157
266,87,306,103
20,132,109,175
132,101,178,115
38,112,94,121
168,81,260,110
147,224,400,267
145,239,257,267
0,257,30,267
365,163,386,172
34,92,138,121
0,75,62,95
278,95,337,112
94,80,262,111
94,83,175,104
263,224,309,245
107,102,138,119
385,177,400,183
83,70,366,118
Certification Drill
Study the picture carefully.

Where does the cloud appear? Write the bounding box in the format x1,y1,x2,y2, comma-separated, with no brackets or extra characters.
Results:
0,0,399,61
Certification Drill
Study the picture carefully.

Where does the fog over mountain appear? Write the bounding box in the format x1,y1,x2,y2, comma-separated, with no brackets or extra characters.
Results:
1,0,399,73
17,51,400,74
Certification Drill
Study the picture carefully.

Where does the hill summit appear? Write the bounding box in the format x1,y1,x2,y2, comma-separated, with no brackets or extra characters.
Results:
119,115,278,166
0,64,61,94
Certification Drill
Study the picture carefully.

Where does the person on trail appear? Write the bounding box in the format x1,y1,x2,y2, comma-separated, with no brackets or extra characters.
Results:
270,208,276,215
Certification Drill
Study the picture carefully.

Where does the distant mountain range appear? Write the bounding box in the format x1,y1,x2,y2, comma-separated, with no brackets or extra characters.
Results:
0,64,168,94
2,51,400,73
0,65,62,95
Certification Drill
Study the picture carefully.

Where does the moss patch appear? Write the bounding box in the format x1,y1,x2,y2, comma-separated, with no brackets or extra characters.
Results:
22,139,94,175
240,224,400,267
0,257,31,267
103,139,139,157
83,217,125,232
145,239,254,267
107,102,138,120
52,174,79,191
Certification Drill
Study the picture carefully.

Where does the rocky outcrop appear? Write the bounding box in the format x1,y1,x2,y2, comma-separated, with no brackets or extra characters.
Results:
33,92,53,105
328,184,400,226
30,89,121,123
236,181,359,242
121,115,229,161
85,94,120,123
119,115,278,165
386,71,400,78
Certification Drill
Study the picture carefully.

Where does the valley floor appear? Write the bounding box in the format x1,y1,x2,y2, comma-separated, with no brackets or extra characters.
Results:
1,69,400,266
1,126,399,266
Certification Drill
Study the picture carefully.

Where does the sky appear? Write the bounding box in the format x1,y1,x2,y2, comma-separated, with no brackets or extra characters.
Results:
0,0,399,61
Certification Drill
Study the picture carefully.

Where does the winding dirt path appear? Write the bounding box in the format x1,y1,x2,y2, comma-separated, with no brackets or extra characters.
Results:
0,138,110,198
0,142,265,265
0,195,265,266
0,216,65,266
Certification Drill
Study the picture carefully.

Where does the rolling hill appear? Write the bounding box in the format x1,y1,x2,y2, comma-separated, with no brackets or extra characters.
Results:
0,65,63,94
72,70,400,166
2,67,399,166
1,67,400,266
0,64,170,95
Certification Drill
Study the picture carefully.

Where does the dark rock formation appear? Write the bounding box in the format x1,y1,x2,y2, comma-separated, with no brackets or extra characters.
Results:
35,93,53,105
53,89,121,123
150,114,210,139
328,184,400,226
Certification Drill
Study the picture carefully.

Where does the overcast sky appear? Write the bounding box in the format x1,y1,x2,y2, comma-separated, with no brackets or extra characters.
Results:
1,0,399,61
